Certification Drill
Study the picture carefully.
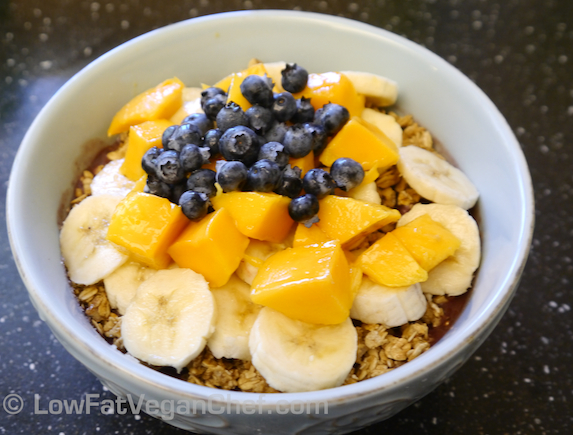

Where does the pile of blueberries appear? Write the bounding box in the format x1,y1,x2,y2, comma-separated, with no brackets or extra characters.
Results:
141,64,365,224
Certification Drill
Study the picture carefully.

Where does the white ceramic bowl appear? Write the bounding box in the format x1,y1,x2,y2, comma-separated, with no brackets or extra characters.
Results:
7,10,534,434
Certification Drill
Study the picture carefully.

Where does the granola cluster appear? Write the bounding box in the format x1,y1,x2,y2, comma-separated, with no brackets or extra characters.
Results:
68,110,450,392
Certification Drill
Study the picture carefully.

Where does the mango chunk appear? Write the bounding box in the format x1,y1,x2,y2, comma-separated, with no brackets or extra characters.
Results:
319,117,399,170
120,119,173,181
293,72,365,118
316,195,401,248
108,78,184,136
289,151,314,177
251,241,352,324
211,191,294,243
106,192,188,269
167,208,249,287
392,214,461,271
226,63,269,111
359,232,428,287
292,223,331,248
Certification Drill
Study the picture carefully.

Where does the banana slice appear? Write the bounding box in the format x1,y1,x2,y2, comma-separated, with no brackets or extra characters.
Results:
122,268,215,372
350,276,426,327
170,87,204,124
208,274,262,360
236,239,284,285
249,307,357,393
90,159,135,198
103,261,157,315
340,70,398,107
397,145,479,210
349,181,382,205
398,203,480,296
361,108,403,147
60,194,128,285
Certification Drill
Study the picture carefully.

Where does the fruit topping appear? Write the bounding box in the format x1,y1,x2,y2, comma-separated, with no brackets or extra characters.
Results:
168,208,249,287
302,168,336,199
245,159,282,192
275,165,303,198
218,125,260,166
258,141,289,168
239,74,275,107
283,124,313,158
330,157,365,191
154,150,185,184
245,105,274,135
288,193,320,226
251,240,352,325
271,92,297,122
215,161,248,192
280,63,309,94
186,168,217,198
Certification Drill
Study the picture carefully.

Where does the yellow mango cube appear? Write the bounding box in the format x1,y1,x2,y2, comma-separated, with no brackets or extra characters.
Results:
289,151,315,177
319,117,399,170
226,63,269,111
359,232,428,287
167,208,249,287
392,214,461,271
108,78,184,136
316,195,401,248
293,72,365,118
211,191,294,243
292,223,331,248
106,192,188,269
120,119,173,181
251,241,352,324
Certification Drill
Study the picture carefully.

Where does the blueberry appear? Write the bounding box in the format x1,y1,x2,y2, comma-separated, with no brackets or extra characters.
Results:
271,92,297,122
218,125,260,166
314,103,350,136
275,165,303,198
283,124,313,158
167,123,202,152
203,128,222,155
182,113,213,136
288,194,319,226
161,125,178,148
170,181,188,204
180,144,210,173
264,122,288,144
330,157,365,191
179,190,209,221
281,63,309,93
155,150,185,184
216,161,248,192
201,87,226,106
202,93,227,121
258,141,289,168
186,168,217,198
291,97,315,124
245,159,282,192
302,168,336,199
239,74,274,107
303,123,328,155
141,146,163,177
144,177,172,199
245,105,274,135
216,102,248,132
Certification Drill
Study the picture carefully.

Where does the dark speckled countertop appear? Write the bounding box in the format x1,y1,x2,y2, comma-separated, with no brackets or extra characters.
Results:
1,1,572,434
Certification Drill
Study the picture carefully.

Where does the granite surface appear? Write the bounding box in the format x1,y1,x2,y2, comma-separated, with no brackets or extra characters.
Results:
1,0,572,434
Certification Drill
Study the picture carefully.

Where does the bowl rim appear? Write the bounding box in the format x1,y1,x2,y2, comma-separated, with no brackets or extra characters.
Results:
7,9,535,406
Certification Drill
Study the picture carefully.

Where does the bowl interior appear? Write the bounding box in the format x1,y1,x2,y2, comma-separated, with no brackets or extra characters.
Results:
8,10,533,403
